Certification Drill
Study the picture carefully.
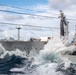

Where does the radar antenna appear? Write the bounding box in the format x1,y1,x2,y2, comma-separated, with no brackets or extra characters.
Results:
16,26,22,41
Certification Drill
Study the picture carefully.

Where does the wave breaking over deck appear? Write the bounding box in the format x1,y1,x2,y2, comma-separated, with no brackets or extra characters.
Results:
0,38,76,75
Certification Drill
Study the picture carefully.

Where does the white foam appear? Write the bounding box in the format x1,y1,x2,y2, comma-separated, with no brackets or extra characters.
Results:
31,37,74,75
0,37,75,75
0,47,27,59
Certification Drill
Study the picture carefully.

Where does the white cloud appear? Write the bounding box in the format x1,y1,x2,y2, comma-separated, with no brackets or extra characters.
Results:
2,31,9,38
2,14,24,21
0,3,75,40
49,0,76,10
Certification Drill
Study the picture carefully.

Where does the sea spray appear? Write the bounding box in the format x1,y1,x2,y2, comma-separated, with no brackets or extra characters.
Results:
0,46,27,59
31,37,76,75
0,38,76,75
34,38,69,63
9,38,76,75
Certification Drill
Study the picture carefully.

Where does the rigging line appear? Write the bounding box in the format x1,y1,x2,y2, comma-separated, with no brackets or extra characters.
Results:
67,18,76,21
23,29,55,31
0,4,65,18
0,4,58,17
0,22,60,29
1,4,76,19
0,4,59,16
0,4,30,10
0,4,49,13
0,22,75,31
0,9,58,19
45,12,59,15
1,9,76,21
0,22,75,30
46,12,76,19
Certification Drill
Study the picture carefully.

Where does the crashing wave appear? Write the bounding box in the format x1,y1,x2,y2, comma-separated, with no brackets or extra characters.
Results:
0,38,76,75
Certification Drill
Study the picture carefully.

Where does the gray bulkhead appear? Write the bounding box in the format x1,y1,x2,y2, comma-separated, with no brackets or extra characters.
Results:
0,41,46,54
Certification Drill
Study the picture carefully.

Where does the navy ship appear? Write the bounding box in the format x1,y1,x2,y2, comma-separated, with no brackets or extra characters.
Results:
0,10,68,53
0,37,47,54
0,10,76,63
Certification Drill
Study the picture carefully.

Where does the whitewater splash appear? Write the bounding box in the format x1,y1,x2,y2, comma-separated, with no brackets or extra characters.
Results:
0,38,76,75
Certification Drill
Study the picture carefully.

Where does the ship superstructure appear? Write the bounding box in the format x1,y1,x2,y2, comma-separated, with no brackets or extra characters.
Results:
0,25,48,54
0,39,46,54
0,10,76,59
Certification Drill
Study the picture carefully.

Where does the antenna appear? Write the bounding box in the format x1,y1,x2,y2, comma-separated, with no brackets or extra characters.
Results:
16,26,22,41
59,10,64,37
59,10,69,38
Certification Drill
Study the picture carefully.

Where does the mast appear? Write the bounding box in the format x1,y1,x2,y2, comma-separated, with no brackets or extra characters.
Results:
59,10,69,39
16,26,22,41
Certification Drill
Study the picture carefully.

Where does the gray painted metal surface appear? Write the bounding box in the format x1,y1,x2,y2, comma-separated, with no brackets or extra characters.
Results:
0,41,46,54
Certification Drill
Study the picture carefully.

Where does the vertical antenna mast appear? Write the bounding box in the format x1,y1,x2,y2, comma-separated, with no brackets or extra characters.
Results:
59,10,69,39
59,10,65,37
16,26,22,41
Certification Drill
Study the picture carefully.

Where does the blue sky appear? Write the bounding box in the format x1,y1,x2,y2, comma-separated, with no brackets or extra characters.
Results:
0,0,48,6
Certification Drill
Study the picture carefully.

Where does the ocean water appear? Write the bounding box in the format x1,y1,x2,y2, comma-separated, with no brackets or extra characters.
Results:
0,38,76,75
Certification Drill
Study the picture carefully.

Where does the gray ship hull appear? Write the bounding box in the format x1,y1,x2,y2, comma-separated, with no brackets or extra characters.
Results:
0,41,46,54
